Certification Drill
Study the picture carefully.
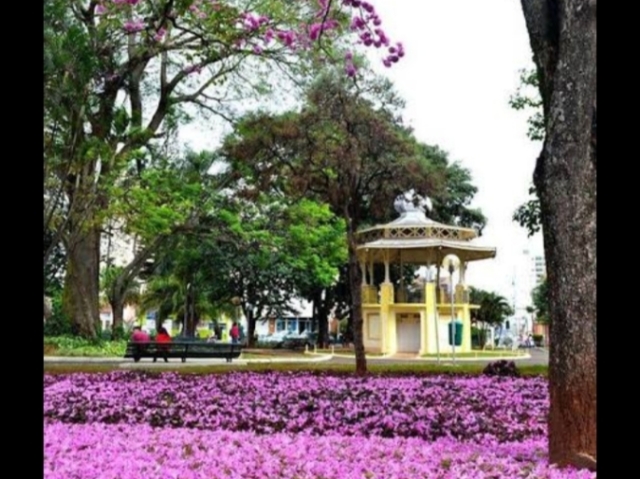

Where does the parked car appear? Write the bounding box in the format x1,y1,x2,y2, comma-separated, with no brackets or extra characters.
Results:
260,331,291,348
282,331,317,350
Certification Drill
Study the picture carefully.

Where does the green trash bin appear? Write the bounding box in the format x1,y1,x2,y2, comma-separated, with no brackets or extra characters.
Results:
448,320,463,346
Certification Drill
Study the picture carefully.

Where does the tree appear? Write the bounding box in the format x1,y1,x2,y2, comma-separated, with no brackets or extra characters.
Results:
518,0,596,469
102,150,223,337
530,277,549,325
221,71,451,374
43,0,367,339
100,265,141,336
510,68,544,236
469,288,514,348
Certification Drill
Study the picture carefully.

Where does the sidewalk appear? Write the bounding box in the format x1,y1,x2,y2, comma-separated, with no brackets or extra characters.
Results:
43,352,333,366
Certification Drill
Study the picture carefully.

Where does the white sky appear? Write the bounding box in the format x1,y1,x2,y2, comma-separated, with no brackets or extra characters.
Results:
363,0,545,298
180,0,545,300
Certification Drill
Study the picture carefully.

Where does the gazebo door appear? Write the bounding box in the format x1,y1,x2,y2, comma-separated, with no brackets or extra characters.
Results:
396,313,421,353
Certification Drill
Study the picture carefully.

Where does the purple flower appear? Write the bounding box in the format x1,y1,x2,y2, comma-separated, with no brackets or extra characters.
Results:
123,19,145,33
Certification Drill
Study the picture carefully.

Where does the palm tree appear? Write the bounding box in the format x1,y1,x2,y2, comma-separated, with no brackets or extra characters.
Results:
469,287,514,349
100,265,142,339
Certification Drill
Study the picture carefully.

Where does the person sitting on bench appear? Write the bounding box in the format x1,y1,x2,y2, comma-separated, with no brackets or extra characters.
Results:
154,326,172,363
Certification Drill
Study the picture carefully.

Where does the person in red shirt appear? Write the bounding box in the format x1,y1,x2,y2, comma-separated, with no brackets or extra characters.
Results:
131,326,150,343
130,326,150,363
230,322,240,344
154,327,172,363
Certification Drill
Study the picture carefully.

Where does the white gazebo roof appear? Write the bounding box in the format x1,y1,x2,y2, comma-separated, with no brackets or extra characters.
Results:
356,192,496,264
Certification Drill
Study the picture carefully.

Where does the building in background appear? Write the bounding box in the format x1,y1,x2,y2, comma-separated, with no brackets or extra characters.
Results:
530,253,546,287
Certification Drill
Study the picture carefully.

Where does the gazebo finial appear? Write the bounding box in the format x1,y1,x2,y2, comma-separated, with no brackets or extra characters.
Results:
394,189,433,215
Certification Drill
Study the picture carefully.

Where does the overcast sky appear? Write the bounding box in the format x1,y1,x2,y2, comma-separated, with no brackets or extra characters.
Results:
363,0,544,298
181,0,545,300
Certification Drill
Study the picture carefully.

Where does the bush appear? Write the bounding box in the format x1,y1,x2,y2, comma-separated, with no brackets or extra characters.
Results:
532,334,544,347
44,336,128,357
43,292,74,337
482,360,520,378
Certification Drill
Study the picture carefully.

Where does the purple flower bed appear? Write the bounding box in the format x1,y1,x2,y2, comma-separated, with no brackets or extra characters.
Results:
44,422,594,479
44,371,548,442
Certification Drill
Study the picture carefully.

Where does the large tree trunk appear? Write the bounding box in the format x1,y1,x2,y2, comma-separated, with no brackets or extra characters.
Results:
110,297,125,339
246,309,257,347
347,227,366,375
312,288,331,348
63,226,101,339
520,0,596,470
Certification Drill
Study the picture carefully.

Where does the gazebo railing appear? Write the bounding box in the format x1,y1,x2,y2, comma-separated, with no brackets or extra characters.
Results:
395,287,425,304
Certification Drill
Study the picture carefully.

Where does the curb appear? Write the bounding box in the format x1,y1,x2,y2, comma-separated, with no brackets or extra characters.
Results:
324,353,531,362
44,354,334,365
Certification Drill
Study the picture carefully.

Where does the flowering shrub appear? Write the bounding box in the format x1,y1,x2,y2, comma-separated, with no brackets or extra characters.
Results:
483,360,521,377
44,371,548,442
44,422,596,479
90,0,401,77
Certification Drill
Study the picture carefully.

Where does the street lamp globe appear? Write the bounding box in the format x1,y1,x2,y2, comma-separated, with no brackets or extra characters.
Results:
442,254,460,274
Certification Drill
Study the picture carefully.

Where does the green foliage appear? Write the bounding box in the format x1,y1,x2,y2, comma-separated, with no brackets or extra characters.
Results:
532,334,544,346
513,185,542,237
43,292,73,337
530,278,549,324
510,68,543,236
44,336,127,357
509,68,544,142
469,288,514,326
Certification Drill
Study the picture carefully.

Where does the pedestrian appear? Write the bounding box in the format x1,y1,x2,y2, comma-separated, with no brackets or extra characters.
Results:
154,327,172,362
230,322,240,344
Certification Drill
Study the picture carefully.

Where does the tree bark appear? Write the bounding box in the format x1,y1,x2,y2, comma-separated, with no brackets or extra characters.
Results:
110,297,125,339
520,0,596,470
312,288,331,348
246,308,257,347
63,226,101,339
347,227,367,375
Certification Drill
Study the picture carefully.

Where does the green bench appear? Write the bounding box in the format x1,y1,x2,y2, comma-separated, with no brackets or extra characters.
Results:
124,341,242,363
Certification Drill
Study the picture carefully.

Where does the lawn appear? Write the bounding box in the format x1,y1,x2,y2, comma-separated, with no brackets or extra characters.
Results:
44,369,593,478
420,350,528,358
44,361,549,376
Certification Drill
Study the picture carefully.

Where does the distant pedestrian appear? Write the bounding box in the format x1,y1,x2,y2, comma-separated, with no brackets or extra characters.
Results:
230,322,240,344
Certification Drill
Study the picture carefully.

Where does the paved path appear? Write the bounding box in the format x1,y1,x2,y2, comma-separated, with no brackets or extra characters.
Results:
44,348,548,368
326,347,548,366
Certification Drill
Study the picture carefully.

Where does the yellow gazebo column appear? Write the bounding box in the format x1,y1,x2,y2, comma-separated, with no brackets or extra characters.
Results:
379,282,394,354
420,282,437,355
366,262,378,304
456,284,472,353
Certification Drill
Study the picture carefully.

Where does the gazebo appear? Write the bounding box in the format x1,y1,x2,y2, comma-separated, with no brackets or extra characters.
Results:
356,193,496,355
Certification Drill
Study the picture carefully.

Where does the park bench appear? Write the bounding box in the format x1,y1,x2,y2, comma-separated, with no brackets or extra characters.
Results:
124,341,242,363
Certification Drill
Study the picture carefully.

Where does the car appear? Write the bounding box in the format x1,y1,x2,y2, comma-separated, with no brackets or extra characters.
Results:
260,331,291,348
282,331,317,350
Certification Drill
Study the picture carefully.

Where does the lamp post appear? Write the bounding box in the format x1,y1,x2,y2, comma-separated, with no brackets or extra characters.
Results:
442,254,460,363
427,264,441,364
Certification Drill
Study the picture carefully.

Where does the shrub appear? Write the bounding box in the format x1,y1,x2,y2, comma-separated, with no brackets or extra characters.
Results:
43,292,73,337
532,334,544,347
483,360,520,378
44,336,128,357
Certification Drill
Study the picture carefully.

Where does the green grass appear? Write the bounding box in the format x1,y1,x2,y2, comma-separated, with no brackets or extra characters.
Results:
44,362,547,377
420,351,527,358
315,348,385,357
240,352,309,359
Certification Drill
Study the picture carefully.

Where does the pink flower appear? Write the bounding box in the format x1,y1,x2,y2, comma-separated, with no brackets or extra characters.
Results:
153,28,166,42
123,19,145,33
